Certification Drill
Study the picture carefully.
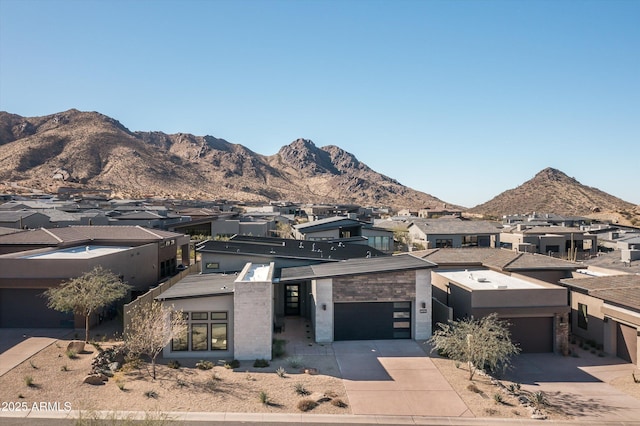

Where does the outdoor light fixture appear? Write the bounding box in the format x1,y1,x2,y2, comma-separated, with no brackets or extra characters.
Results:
421,302,426,309
322,304,327,311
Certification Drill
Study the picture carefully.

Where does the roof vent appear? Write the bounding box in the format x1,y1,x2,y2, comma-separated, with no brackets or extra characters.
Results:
476,277,488,282
494,284,508,289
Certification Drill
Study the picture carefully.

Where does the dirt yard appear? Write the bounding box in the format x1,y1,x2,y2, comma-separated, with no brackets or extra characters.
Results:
2,338,639,420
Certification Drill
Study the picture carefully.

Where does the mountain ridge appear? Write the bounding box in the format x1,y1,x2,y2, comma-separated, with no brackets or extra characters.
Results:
0,109,452,209
469,167,637,218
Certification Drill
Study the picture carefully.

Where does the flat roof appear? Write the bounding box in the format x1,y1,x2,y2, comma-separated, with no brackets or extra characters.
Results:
156,274,236,300
279,254,436,282
21,245,131,259
437,269,545,290
237,263,274,282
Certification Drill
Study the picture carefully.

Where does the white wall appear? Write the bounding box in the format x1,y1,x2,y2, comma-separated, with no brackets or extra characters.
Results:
414,269,432,339
312,278,334,342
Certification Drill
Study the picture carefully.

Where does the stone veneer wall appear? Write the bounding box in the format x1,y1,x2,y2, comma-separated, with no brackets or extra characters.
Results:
555,312,569,356
332,270,416,302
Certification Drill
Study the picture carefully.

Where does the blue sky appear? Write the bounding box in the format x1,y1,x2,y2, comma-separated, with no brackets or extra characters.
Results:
1,0,638,207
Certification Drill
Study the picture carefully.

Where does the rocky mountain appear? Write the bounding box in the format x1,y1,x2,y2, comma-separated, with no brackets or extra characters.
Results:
0,109,451,209
469,167,638,219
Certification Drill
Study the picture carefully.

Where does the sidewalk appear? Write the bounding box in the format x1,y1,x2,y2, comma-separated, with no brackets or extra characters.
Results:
2,409,639,425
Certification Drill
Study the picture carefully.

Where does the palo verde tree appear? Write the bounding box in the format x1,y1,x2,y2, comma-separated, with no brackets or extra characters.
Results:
43,266,131,343
429,313,520,380
124,301,187,380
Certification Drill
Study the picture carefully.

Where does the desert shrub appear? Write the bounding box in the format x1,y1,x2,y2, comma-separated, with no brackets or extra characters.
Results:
224,359,240,369
507,383,521,395
259,391,269,405
144,390,158,399
484,408,498,416
116,380,126,391
90,341,103,352
331,398,348,408
530,391,548,409
272,338,286,358
253,359,269,368
297,398,317,412
466,383,481,394
66,349,78,359
196,360,214,370
294,383,310,396
275,366,286,378
167,360,181,369
286,356,303,369
60,365,69,372
493,392,503,404
24,376,34,387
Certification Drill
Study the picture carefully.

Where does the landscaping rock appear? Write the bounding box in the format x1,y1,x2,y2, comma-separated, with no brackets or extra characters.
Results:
310,392,331,403
108,362,120,372
67,340,85,353
83,375,105,385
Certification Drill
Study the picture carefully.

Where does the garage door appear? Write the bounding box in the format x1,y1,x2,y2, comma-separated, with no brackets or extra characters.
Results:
504,317,553,353
616,322,638,364
334,301,411,341
0,289,73,328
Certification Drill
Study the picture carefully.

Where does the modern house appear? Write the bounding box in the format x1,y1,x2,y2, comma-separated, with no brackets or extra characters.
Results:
156,254,436,360
559,274,640,366
292,216,394,253
500,226,597,260
0,226,190,328
407,219,502,249
432,269,570,353
197,235,385,274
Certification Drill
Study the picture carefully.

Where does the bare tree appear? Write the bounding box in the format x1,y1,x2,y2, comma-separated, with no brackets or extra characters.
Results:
124,301,187,380
44,266,131,343
429,313,520,380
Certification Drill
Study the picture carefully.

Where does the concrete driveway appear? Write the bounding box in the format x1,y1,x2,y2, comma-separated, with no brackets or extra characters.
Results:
0,328,73,376
505,351,640,422
333,340,472,417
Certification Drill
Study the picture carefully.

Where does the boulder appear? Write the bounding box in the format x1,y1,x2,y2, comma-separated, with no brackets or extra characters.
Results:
83,375,105,385
108,362,120,372
67,340,86,353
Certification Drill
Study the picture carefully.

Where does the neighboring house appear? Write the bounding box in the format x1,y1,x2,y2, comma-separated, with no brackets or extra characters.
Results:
407,219,502,249
197,235,385,274
292,216,394,253
502,213,590,228
0,211,50,229
432,269,569,353
108,210,190,230
418,206,462,218
210,218,274,239
559,275,640,366
500,226,597,260
0,226,190,278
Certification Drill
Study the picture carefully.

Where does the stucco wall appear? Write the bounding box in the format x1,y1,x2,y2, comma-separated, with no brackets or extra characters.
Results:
161,294,234,359
414,269,432,339
570,291,605,345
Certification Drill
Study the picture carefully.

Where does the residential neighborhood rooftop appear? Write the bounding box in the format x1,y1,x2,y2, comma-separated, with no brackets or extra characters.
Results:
560,275,640,312
20,245,131,259
437,269,546,290
279,254,436,281
155,274,237,300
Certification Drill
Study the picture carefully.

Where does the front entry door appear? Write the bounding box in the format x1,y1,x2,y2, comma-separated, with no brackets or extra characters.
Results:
285,284,300,316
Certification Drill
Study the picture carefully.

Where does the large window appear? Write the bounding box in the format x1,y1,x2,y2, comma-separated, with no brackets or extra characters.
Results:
171,311,229,352
578,303,588,330
435,239,453,248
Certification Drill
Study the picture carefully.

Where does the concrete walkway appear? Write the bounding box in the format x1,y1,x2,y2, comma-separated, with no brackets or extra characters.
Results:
0,328,73,376
334,340,472,417
506,351,640,422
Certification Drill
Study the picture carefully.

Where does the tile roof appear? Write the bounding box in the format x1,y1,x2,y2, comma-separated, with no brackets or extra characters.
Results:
560,275,640,312
581,251,640,274
0,210,42,222
0,225,186,246
408,219,502,235
279,254,436,281
414,248,580,270
156,274,237,300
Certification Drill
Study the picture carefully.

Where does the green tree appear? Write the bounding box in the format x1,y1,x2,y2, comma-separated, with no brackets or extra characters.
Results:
429,313,520,380
124,301,187,380
44,266,131,343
